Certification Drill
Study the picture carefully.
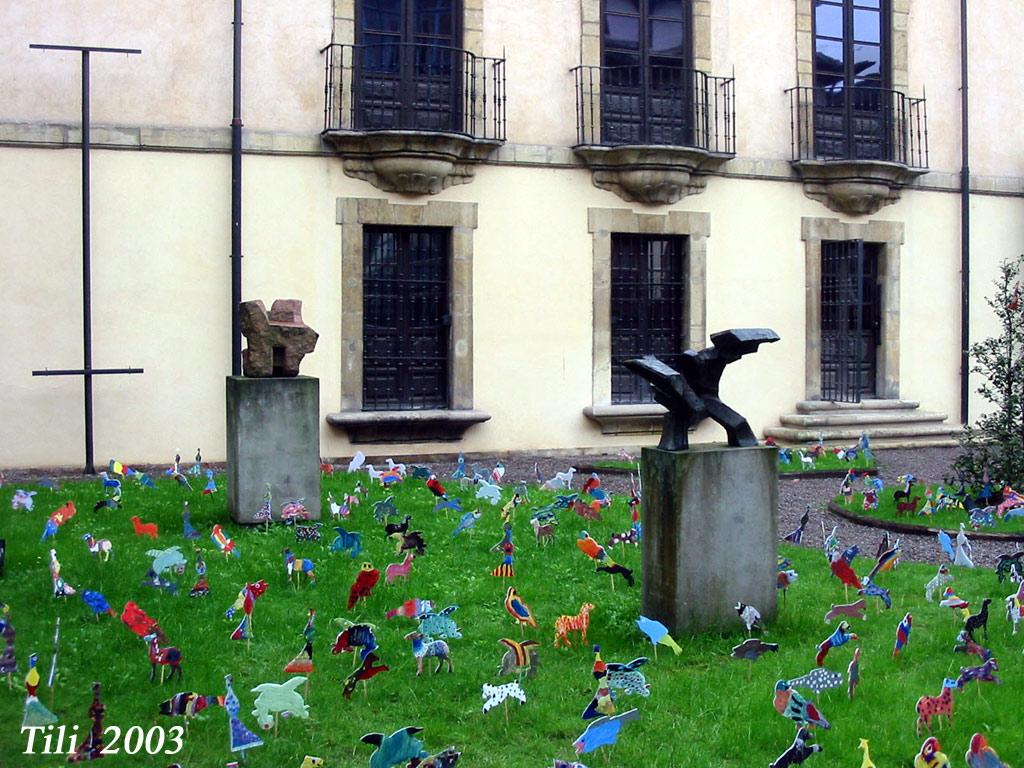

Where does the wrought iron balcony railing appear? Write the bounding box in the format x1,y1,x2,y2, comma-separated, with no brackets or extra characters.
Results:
321,42,506,141
572,64,735,154
786,85,928,168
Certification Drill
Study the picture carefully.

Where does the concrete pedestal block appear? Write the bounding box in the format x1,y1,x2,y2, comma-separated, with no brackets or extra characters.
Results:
226,376,321,524
641,444,777,634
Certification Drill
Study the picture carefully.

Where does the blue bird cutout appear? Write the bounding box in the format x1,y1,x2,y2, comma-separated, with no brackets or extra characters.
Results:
82,590,115,617
361,726,427,768
573,709,640,754
635,616,683,655
451,510,481,537
937,529,955,562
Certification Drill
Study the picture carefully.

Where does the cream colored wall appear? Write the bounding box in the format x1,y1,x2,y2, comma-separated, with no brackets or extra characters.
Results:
5,141,1013,468
1,0,331,134
486,0,580,147
3,1,1022,178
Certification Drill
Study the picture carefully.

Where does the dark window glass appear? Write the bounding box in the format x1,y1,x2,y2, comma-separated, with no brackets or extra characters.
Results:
648,0,683,18
813,0,890,160
600,0,692,146
363,226,450,411
611,234,687,404
815,3,843,38
355,0,461,131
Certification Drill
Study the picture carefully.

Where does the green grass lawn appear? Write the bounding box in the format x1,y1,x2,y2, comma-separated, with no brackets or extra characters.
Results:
778,451,876,475
1,470,1021,767
834,487,1024,535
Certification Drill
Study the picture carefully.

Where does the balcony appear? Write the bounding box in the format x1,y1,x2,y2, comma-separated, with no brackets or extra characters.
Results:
321,43,506,194
787,85,929,215
571,64,736,204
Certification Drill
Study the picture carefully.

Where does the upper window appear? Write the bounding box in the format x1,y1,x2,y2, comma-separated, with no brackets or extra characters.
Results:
812,0,892,161
600,0,693,145
355,0,462,132
611,233,687,404
813,0,886,91
363,226,450,411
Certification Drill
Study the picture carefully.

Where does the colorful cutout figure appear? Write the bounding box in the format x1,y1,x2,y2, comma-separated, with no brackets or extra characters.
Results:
954,523,975,568
145,633,183,683
965,733,1008,768
81,533,113,561
915,737,949,768
285,609,316,675
498,638,540,679
491,525,515,579
342,652,389,699
635,616,682,656
582,646,615,720
226,581,269,641
404,632,452,676
731,638,779,662
924,565,952,602
348,563,381,610
67,682,106,763
211,524,240,558
735,603,763,634
224,674,263,754
361,726,427,768
816,621,858,666
893,612,913,658
787,667,844,697
251,677,310,730
284,548,317,587
49,548,76,597
554,603,594,648
481,681,526,714
22,653,58,727
331,620,379,663
0,603,16,689
773,680,831,729
41,501,76,541
768,727,821,768
504,586,537,629
417,606,461,639
915,679,958,737
847,648,861,699
573,709,639,755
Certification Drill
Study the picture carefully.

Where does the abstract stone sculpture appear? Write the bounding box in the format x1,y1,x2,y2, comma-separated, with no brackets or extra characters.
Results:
239,300,319,378
625,328,779,451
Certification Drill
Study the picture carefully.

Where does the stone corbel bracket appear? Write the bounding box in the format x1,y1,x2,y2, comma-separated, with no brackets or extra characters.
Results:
322,130,502,195
573,144,732,204
792,159,927,216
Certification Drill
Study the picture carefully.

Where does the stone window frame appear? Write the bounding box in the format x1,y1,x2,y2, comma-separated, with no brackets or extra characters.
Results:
328,198,489,443
333,0,484,55
580,0,712,75
802,216,903,401
583,207,708,434
795,0,909,92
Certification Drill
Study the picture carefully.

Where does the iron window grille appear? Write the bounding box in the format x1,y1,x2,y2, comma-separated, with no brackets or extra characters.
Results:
611,233,687,404
363,226,451,411
821,239,881,403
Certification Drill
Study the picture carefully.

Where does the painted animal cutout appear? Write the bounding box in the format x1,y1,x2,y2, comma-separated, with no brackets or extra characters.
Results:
131,516,159,539
145,633,183,684
481,681,526,713
81,533,113,561
824,599,866,623
554,603,594,648
956,658,1000,689
404,632,452,675
787,667,844,697
250,677,309,730
385,553,415,584
330,527,362,557
915,679,958,736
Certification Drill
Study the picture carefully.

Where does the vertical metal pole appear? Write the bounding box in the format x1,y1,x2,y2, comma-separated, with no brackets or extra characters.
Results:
231,0,243,376
81,50,95,475
959,0,970,425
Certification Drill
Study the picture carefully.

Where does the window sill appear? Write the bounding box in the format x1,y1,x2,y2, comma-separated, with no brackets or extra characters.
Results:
583,403,667,435
326,408,491,444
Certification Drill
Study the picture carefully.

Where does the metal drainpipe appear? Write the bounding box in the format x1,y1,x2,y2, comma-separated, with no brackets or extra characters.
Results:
231,0,243,376
959,0,970,425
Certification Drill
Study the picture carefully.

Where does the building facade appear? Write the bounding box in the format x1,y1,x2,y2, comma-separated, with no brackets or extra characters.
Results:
1,0,1022,468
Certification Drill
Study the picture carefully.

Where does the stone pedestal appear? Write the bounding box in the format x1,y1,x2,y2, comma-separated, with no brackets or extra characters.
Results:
641,444,777,634
226,376,321,523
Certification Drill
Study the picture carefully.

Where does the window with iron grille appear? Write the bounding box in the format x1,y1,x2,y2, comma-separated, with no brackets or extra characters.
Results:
611,233,687,404
363,226,450,411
